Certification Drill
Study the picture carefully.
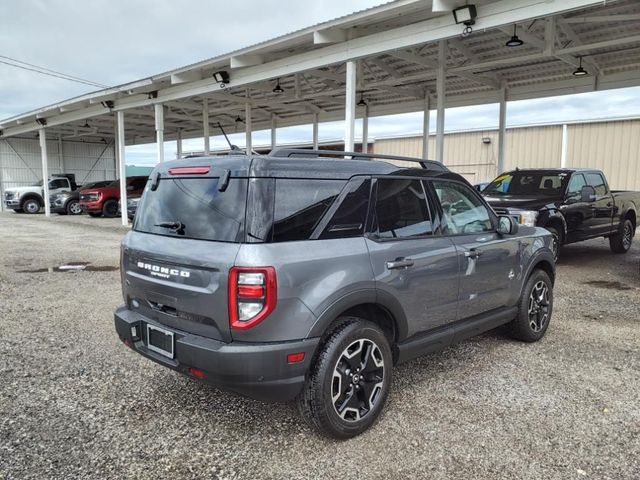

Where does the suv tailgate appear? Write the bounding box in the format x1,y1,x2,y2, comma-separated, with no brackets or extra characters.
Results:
122,233,238,342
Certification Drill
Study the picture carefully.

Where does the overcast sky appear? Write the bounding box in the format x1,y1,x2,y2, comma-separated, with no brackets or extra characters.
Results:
2,0,640,165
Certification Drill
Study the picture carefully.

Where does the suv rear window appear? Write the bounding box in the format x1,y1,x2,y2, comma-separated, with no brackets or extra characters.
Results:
134,177,247,242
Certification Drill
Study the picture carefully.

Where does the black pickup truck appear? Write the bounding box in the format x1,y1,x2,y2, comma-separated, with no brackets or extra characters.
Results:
482,168,638,260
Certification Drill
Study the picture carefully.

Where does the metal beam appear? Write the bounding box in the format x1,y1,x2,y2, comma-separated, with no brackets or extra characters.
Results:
176,129,182,159
314,28,347,44
435,41,446,164
497,87,507,174
155,103,164,164
116,111,128,226
344,60,357,152
422,95,430,160
361,106,369,153
270,114,277,150
203,97,210,155
313,113,319,150
38,129,51,217
245,102,252,154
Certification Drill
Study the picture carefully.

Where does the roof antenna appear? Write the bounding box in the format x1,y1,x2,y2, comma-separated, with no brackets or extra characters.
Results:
214,122,243,154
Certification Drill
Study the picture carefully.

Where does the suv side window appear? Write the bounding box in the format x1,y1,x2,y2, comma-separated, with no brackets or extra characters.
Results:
373,178,433,239
585,172,607,196
432,181,493,235
272,179,346,242
567,173,586,197
319,178,370,240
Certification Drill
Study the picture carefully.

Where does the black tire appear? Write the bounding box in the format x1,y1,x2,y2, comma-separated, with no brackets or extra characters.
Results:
507,269,553,343
609,219,634,254
88,212,102,218
21,198,41,214
545,226,561,263
102,199,118,218
66,199,83,215
297,317,392,439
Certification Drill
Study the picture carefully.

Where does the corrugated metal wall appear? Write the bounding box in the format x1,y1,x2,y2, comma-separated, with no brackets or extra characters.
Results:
374,119,640,190
566,120,640,191
0,137,116,209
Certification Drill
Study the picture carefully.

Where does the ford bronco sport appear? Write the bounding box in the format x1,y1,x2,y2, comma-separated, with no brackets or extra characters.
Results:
114,149,555,439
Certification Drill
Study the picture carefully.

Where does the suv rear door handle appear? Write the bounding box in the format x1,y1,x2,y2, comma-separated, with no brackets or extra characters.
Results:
464,249,482,259
386,258,414,270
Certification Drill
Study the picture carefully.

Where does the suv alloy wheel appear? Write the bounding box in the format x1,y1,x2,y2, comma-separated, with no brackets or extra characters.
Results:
297,317,392,439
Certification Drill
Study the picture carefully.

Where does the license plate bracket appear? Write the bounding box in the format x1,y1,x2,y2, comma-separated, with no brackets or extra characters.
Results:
146,323,174,359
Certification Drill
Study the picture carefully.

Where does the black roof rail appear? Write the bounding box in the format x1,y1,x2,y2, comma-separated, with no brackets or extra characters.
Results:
268,148,448,171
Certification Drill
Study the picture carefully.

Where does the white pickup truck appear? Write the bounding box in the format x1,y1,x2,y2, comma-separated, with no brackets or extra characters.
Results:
3,174,78,214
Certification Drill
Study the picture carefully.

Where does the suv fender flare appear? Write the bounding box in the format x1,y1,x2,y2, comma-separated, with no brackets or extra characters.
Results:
520,249,555,297
306,289,409,342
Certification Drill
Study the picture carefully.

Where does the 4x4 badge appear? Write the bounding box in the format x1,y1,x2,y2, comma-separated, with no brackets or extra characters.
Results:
508,269,515,280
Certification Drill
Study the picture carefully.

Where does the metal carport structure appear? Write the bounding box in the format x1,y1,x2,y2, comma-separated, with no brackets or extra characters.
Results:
1,0,640,225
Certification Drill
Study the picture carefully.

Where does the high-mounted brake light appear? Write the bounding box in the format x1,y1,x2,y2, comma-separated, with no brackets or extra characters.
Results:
168,166,210,175
228,267,277,330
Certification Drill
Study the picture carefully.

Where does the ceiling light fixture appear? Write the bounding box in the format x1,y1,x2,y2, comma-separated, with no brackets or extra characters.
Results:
453,4,477,36
213,70,230,85
235,115,243,124
357,93,367,107
573,57,588,76
505,25,524,47
272,78,284,94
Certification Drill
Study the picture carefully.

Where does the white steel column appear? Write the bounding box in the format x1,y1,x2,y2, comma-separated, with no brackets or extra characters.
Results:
116,111,128,226
176,129,182,159
270,114,277,150
155,103,164,164
560,124,569,168
497,88,507,174
113,115,119,177
422,95,430,160
344,60,357,152
313,113,319,150
203,98,210,155
436,41,446,163
38,128,51,217
245,102,252,154
362,106,369,153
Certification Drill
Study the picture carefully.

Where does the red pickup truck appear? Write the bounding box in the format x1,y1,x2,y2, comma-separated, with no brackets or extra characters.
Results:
79,176,148,217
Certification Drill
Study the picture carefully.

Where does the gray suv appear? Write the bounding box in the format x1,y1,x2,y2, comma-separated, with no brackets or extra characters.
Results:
114,149,555,438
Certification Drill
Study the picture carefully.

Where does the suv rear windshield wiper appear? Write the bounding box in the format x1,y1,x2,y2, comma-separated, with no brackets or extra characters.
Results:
154,221,183,230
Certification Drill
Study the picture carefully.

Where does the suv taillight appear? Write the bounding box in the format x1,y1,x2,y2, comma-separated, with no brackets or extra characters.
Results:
228,267,276,330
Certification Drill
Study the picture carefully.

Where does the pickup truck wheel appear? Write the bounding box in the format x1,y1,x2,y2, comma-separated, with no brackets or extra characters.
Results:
609,219,634,254
22,198,41,214
102,199,118,218
297,317,392,439
66,199,82,215
507,269,553,343
545,226,561,262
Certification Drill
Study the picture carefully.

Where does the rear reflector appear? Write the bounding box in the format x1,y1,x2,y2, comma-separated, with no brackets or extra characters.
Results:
168,166,210,175
228,266,277,330
188,367,206,379
287,352,305,364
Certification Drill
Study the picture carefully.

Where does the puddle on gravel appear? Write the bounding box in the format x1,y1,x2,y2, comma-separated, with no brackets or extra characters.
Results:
583,280,635,291
17,262,118,273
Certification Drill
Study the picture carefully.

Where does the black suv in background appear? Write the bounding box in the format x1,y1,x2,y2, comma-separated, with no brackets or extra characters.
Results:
115,150,555,438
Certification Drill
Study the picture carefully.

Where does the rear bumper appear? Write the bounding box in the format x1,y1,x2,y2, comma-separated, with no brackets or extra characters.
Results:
114,306,319,402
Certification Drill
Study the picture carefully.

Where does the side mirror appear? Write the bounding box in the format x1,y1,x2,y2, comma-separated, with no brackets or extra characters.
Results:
497,215,518,235
580,185,596,202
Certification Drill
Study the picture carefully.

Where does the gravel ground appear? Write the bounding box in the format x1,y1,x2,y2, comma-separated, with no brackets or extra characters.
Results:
0,212,638,480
